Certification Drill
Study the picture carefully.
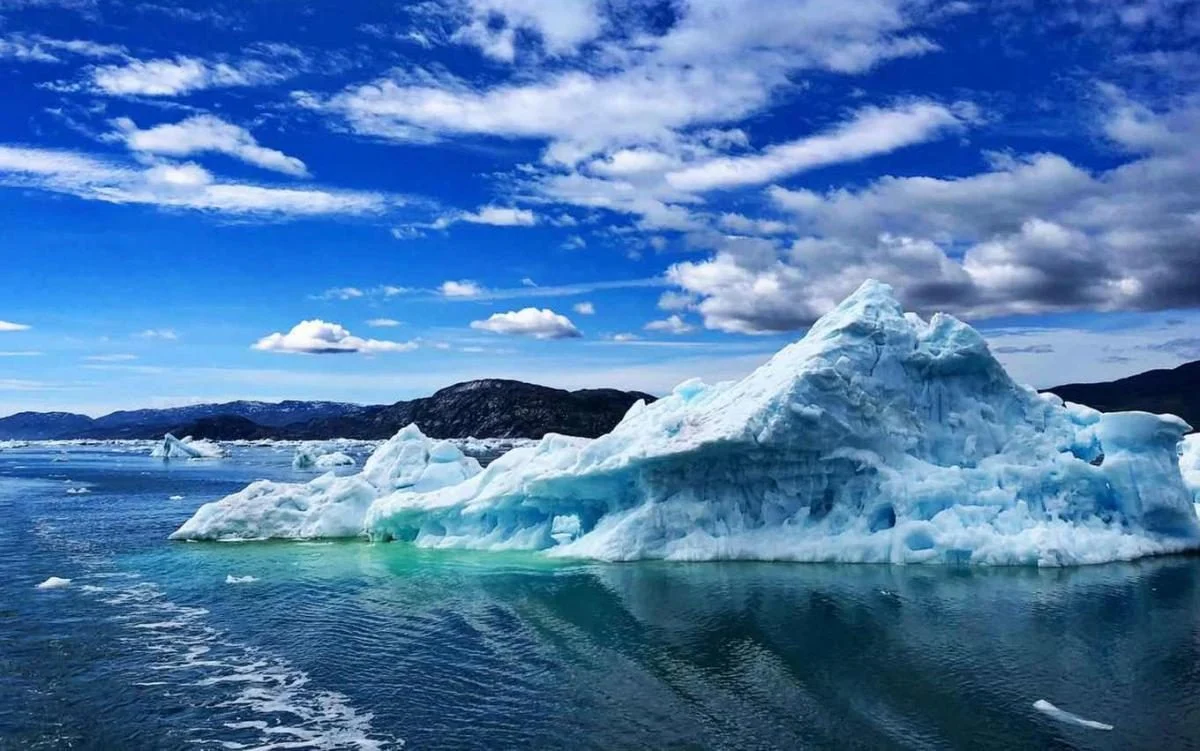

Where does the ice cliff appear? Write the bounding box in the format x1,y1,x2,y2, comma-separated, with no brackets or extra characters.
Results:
173,280,1200,565
152,433,225,460
1182,434,1200,512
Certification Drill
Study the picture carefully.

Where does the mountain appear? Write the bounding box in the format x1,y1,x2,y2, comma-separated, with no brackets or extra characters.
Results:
294,380,658,440
0,411,96,440
1047,360,1200,430
85,400,371,438
0,380,656,440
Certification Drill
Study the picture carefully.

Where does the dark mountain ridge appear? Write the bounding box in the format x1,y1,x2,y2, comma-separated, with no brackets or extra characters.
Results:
0,379,656,440
1044,359,1199,430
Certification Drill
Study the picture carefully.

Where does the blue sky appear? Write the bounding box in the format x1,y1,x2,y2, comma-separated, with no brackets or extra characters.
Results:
2,0,1199,415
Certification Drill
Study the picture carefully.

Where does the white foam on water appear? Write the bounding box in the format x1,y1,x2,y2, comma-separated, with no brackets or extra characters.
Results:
77,577,400,749
225,575,259,584
1033,699,1113,730
35,576,71,589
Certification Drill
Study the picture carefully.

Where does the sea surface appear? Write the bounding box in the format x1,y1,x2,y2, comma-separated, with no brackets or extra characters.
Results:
2,443,1199,750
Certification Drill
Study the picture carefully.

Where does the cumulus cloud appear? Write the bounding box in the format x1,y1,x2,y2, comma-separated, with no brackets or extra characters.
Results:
644,314,696,335
440,279,484,297
0,320,31,331
253,319,417,354
113,115,308,177
0,144,386,217
470,307,582,339
573,301,595,315
665,94,1200,332
448,0,605,61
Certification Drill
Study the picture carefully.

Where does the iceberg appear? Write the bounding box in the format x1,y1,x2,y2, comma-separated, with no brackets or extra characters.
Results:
173,280,1200,565
292,442,357,470
151,433,225,460
170,425,481,541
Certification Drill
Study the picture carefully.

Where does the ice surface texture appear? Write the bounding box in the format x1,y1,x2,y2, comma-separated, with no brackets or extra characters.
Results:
170,425,480,541
292,442,356,470
151,434,225,459
174,281,1200,565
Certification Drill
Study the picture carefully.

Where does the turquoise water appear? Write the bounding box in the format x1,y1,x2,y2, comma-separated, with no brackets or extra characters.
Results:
3,445,1199,750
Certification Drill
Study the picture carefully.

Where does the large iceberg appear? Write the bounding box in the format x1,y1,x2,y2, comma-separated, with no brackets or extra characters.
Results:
171,425,480,540
152,433,225,460
173,280,1200,565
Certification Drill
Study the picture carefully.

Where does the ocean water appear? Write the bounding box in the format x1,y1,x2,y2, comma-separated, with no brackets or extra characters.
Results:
2,445,1199,750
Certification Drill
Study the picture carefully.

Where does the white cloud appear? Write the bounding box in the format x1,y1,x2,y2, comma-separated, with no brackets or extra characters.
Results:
89,55,287,96
0,320,31,331
718,213,790,236
434,276,665,302
433,205,537,228
253,319,417,354
314,286,364,300
610,332,640,342
470,307,582,339
316,0,938,162
366,318,402,327
573,301,595,315
664,95,1200,332
0,351,41,357
644,314,695,335
562,234,587,249
666,101,970,192
449,0,605,61
113,115,308,177
0,33,126,63
84,354,137,362
440,279,485,297
138,328,178,340
0,144,386,217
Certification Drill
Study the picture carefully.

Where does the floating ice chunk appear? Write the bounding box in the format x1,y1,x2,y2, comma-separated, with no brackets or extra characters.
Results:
292,442,357,470
363,280,1200,565
152,434,225,460
1033,699,1113,731
171,424,482,541
169,495,184,501
225,575,259,584
65,487,91,495
36,576,71,589
170,472,378,541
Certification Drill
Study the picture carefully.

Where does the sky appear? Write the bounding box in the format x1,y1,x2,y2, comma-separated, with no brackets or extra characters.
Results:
1,0,1199,416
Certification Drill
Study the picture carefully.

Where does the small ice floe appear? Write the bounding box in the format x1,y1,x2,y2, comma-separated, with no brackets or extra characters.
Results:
1033,699,1113,731
36,576,71,589
169,495,184,501
225,575,259,584
65,487,91,495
